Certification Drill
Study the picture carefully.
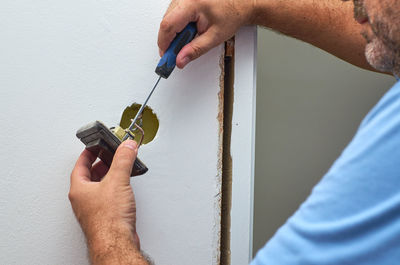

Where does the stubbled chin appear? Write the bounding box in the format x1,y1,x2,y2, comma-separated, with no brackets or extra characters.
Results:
365,38,397,74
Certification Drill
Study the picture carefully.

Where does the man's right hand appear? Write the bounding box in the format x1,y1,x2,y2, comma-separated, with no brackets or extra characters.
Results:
158,0,256,69
158,0,379,73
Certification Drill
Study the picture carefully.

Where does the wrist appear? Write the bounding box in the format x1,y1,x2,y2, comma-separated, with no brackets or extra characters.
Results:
87,223,142,264
231,0,261,26
250,0,273,26
87,221,139,252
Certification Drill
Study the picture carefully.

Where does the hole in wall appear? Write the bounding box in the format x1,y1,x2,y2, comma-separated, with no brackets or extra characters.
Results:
119,103,159,145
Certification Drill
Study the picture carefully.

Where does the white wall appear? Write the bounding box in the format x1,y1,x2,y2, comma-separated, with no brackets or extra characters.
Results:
230,27,257,265
0,1,225,264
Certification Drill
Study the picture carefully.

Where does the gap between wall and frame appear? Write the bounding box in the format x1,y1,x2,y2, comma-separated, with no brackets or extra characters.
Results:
220,37,235,265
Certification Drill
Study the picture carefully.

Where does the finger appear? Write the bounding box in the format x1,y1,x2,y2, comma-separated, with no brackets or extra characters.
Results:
196,13,209,35
176,27,221,68
160,0,180,56
106,140,138,184
164,0,178,16
91,161,109,182
158,3,198,55
71,149,97,185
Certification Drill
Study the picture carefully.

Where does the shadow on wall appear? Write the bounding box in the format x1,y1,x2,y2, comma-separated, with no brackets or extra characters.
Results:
253,28,395,255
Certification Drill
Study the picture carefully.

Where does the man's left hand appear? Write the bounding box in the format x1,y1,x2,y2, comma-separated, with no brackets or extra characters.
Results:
69,140,148,264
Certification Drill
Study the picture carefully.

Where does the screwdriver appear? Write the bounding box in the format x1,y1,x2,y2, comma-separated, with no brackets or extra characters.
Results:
122,22,197,141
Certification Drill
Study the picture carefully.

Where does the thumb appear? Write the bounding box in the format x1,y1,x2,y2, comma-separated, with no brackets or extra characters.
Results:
176,28,220,69
107,140,138,184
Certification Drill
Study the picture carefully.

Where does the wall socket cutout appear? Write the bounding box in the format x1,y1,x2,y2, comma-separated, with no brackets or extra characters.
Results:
120,103,159,145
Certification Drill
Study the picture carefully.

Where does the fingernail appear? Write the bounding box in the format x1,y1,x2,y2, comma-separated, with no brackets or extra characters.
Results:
122,140,137,151
181,57,190,68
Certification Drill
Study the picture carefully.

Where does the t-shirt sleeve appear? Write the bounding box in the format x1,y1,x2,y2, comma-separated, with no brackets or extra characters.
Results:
251,81,400,265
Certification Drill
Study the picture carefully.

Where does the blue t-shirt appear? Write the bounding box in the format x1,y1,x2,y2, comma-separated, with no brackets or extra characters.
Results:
252,80,400,265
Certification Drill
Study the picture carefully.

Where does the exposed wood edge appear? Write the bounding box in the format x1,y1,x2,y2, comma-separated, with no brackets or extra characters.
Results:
220,37,235,265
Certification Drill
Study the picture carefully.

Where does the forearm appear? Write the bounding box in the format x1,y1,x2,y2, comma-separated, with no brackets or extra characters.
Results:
254,0,376,71
87,225,150,265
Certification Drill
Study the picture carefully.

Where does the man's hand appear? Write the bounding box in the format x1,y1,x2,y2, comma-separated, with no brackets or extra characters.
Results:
159,0,379,72
158,0,255,68
69,140,149,265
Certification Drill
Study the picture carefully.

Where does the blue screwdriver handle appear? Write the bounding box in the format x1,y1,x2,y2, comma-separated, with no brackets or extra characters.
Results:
155,22,197,79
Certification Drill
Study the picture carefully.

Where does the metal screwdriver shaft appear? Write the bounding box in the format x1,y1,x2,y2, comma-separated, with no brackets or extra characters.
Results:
122,23,197,142
122,76,162,141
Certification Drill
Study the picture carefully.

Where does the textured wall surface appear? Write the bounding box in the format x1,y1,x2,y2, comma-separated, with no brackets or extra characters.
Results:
253,28,395,255
0,1,223,264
